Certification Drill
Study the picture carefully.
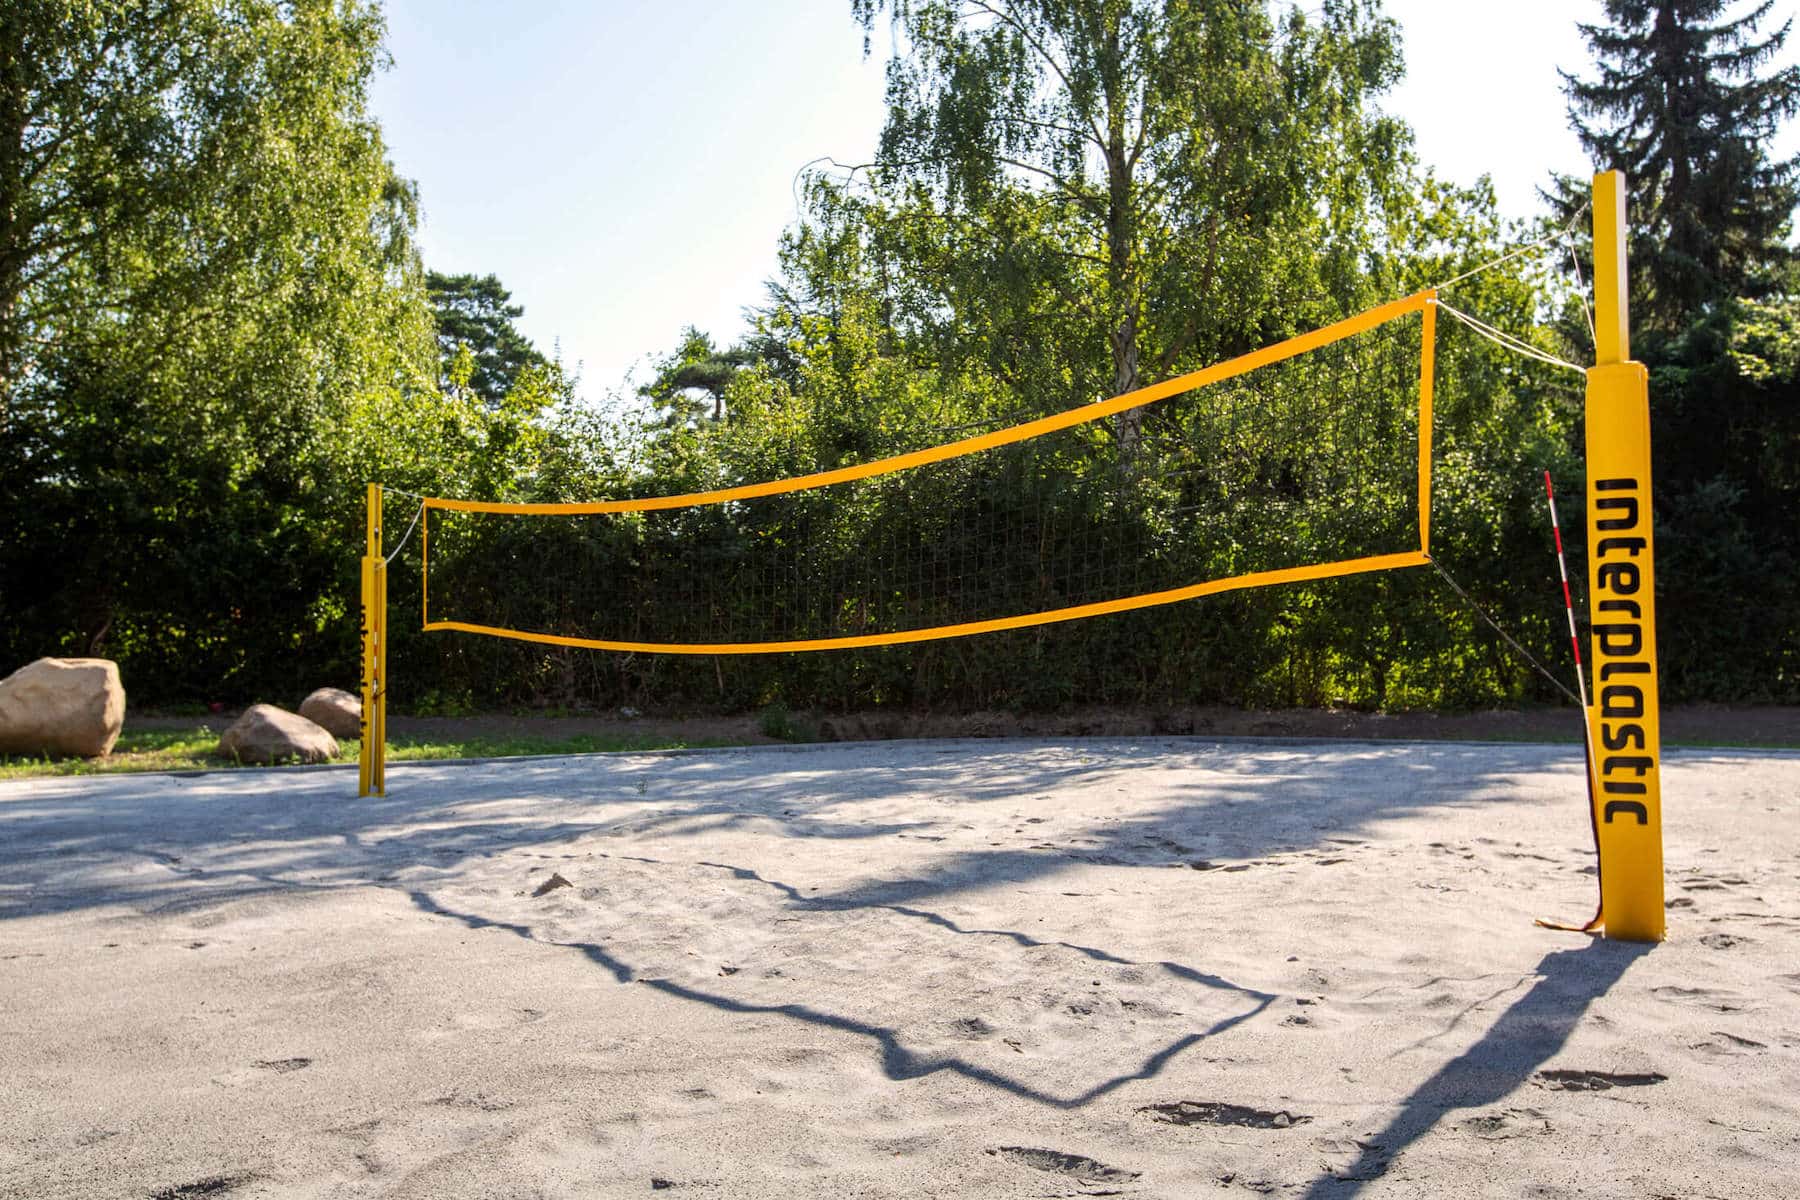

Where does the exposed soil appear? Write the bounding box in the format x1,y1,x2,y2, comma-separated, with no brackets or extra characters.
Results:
132,703,1795,750
404,703,1795,749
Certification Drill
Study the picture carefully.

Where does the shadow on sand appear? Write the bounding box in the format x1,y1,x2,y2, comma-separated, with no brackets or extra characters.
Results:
1299,938,1653,1196
0,738,1627,1118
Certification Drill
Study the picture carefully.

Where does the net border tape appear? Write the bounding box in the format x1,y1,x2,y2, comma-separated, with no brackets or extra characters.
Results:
417,289,1438,654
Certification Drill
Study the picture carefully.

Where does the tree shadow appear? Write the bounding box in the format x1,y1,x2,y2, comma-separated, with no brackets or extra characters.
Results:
1298,939,1653,1196
404,859,1276,1110
0,739,1634,1116
0,739,1590,927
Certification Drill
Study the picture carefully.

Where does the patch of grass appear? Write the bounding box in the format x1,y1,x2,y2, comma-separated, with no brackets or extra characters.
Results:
756,703,815,742
0,726,745,781
0,727,233,780
385,731,739,761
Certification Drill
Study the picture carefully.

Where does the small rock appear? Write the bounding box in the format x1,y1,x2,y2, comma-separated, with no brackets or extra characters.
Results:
298,687,362,738
218,704,337,765
0,657,126,758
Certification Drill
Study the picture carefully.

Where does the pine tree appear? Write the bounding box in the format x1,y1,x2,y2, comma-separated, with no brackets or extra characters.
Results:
425,271,549,405
638,328,755,426
1550,3,1800,703
1559,1,1800,332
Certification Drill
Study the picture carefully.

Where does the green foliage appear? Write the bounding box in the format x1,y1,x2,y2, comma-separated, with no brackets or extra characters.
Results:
638,328,757,427
0,0,585,703
0,0,436,698
2,0,1788,714
1544,2,1800,702
757,703,816,741
846,0,1410,412
1553,0,1800,332
426,271,551,405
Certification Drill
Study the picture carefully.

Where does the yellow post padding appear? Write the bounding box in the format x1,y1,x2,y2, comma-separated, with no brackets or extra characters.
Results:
1585,361,1664,941
1585,171,1664,942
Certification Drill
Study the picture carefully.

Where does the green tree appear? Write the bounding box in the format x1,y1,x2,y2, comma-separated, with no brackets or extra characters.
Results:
425,270,550,406
0,0,441,698
846,0,1409,426
1555,0,1800,332
0,1,201,415
1547,1,1800,703
638,327,755,426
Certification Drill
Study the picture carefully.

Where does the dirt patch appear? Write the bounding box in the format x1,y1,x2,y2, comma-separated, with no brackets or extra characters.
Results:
128,703,1797,753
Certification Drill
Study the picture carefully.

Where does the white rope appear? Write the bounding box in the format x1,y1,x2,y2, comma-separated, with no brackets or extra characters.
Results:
1425,555,1583,707
1433,299,1588,376
1431,201,1591,292
381,485,430,501
1564,235,1599,348
382,499,426,566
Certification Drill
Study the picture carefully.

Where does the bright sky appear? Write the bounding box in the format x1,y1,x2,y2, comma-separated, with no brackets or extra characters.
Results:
368,1,1795,401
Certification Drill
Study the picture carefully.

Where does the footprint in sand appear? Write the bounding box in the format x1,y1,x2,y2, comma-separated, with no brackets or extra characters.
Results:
149,1174,255,1199
1533,1069,1666,1091
988,1146,1140,1185
1651,985,1746,1013
1140,1101,1310,1130
252,1057,312,1074
1458,1108,1553,1139
530,872,573,897
429,1089,510,1112
1688,1032,1766,1058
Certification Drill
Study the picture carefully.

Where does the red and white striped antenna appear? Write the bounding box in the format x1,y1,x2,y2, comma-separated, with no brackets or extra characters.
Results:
1545,471,1589,711
1539,469,1604,934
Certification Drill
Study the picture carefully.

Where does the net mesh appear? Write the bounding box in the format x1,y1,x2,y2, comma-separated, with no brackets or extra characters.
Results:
420,292,1435,653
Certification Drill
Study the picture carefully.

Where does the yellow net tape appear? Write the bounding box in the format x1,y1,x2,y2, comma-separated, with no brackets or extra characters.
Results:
417,290,1437,655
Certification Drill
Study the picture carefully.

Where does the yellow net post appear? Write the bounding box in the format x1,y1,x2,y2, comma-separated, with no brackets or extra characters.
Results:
359,483,387,797
1585,169,1664,941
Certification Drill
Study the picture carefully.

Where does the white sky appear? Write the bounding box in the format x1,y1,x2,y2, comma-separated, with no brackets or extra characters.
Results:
368,0,1798,400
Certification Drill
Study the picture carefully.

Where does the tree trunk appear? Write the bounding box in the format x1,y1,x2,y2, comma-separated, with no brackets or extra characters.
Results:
0,10,26,422
1100,20,1143,465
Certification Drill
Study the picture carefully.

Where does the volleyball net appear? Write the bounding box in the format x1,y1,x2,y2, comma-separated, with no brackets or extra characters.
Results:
412,290,1437,655
361,173,1668,946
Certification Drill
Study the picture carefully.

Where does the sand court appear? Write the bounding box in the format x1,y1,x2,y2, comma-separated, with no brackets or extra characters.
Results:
2,739,1797,1197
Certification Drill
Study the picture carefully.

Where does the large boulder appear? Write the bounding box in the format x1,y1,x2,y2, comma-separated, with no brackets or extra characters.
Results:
298,687,362,739
0,658,126,759
218,704,338,765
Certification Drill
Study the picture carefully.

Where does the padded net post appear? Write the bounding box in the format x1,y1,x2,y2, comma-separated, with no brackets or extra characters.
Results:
359,483,387,797
1584,170,1665,942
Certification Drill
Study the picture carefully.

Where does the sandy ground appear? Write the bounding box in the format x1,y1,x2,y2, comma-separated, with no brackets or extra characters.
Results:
1,738,1796,1198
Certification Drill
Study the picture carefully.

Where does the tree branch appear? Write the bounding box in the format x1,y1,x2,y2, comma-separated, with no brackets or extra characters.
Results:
961,0,1108,147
